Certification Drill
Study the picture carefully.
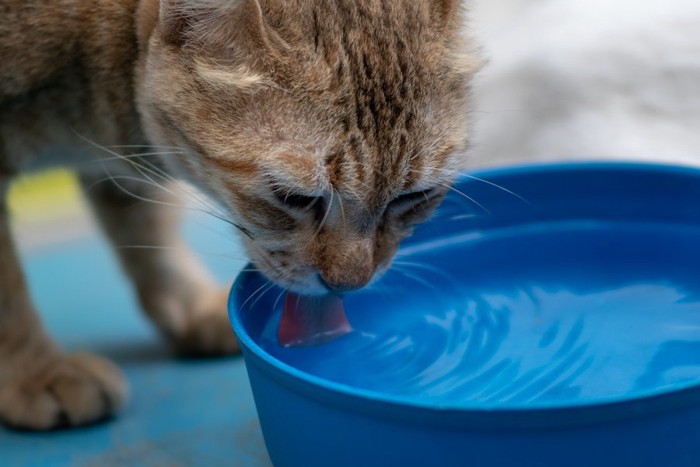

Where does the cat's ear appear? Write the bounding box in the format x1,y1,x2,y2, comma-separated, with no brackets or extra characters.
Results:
158,0,272,50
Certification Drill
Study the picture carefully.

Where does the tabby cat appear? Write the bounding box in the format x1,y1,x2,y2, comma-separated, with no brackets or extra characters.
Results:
0,0,479,430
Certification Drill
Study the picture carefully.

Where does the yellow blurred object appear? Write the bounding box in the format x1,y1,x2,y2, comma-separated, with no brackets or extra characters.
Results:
7,170,85,223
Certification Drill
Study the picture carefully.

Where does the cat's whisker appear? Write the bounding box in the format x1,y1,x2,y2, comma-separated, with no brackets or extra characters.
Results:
418,173,492,215
76,131,255,239
239,280,273,311
78,133,190,201
248,281,279,312
115,244,249,262
78,131,200,204
186,214,248,247
272,288,286,312
243,266,290,311
127,159,253,239
81,140,256,266
86,174,182,209
106,144,188,151
90,173,232,233
107,152,218,213
96,151,187,162
361,277,390,298
93,170,250,238
104,158,180,199
438,182,491,215
238,265,287,310
390,267,443,296
392,260,459,285
238,267,267,273
460,173,530,205
335,188,346,224
313,188,334,238
409,189,435,219
420,168,529,214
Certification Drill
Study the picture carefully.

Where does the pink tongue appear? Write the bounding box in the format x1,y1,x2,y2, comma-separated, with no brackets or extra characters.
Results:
278,292,352,347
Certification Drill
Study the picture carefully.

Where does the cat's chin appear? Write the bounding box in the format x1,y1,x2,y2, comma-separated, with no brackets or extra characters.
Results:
293,287,335,297
279,281,330,297
277,270,388,297
254,271,330,297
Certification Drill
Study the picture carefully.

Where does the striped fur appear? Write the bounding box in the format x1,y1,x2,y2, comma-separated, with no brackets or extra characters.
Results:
138,0,480,293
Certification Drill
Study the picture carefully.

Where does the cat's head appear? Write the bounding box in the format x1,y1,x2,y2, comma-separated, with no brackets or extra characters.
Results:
135,0,480,295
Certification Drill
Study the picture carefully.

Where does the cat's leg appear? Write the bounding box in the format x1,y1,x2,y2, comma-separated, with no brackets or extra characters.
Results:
0,177,126,430
79,174,239,357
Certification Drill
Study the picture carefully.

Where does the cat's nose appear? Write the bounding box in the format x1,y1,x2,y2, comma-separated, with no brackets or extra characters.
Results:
314,238,374,293
318,274,369,294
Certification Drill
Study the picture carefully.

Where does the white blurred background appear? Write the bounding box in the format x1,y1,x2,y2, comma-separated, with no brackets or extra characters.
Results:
468,0,700,168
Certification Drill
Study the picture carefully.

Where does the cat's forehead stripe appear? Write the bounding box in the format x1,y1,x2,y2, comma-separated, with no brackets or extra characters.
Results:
194,60,272,93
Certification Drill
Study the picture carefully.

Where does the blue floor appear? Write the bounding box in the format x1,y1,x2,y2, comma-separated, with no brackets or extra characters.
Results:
1,215,272,466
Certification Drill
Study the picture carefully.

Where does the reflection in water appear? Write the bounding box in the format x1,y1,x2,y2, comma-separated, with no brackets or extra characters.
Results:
637,341,700,390
258,225,700,408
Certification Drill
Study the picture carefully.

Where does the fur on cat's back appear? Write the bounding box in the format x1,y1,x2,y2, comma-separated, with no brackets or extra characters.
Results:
0,0,148,173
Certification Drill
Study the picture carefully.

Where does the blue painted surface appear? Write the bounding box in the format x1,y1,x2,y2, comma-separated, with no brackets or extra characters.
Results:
231,163,700,467
1,215,271,466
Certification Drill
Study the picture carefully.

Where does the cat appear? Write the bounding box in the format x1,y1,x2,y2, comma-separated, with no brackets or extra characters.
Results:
0,0,480,430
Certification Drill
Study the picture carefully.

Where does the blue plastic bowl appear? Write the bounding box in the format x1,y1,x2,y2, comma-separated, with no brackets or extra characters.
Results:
229,162,700,467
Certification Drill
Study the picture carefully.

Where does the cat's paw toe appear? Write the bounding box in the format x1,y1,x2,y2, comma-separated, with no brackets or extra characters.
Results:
171,289,241,358
0,353,127,431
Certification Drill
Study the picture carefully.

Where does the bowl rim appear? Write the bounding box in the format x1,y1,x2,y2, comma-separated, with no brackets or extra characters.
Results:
228,161,700,429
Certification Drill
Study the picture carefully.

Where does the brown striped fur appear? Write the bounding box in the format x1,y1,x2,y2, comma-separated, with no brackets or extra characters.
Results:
0,0,479,429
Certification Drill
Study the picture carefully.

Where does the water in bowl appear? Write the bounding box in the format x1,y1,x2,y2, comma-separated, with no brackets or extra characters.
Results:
258,221,700,409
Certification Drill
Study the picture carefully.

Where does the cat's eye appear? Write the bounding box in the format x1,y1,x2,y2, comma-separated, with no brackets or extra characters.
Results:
274,191,321,210
389,188,437,208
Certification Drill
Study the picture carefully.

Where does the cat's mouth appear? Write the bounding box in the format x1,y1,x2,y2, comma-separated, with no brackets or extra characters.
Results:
245,243,388,297
259,265,339,296
244,245,328,295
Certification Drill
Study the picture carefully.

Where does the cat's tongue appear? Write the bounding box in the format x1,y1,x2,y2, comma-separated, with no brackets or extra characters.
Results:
278,292,352,347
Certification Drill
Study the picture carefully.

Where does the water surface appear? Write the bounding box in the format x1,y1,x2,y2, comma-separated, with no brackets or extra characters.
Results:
256,222,700,408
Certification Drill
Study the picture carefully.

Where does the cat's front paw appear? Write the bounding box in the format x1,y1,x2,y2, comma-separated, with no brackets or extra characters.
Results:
172,311,241,357
169,288,241,358
140,283,240,358
0,353,127,430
